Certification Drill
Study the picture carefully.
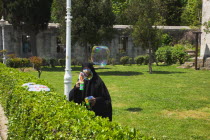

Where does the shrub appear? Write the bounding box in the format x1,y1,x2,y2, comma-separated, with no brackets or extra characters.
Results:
29,56,43,78
134,55,145,65
6,58,17,68
58,59,65,67
120,56,130,65
7,53,16,59
6,58,29,68
71,58,77,67
155,46,173,65
0,63,153,140
108,58,116,65
143,55,149,65
172,44,188,64
42,58,50,66
128,57,133,65
18,58,30,71
161,33,173,46
49,58,57,68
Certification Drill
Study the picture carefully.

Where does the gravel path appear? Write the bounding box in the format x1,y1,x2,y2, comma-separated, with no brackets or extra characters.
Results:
0,104,8,140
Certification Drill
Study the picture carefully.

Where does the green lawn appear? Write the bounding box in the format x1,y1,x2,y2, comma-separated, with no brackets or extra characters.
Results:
27,64,210,140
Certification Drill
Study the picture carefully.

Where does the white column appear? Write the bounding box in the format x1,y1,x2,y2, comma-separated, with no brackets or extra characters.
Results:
2,24,5,64
64,0,72,99
201,0,210,57
0,16,6,65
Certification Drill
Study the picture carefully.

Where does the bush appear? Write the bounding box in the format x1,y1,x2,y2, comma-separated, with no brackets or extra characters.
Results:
155,46,173,65
29,56,43,78
6,58,19,68
58,59,65,67
42,58,50,66
143,55,149,65
161,33,173,46
7,53,16,59
108,58,116,65
134,55,145,65
49,58,57,68
172,44,188,64
0,63,153,139
120,56,130,65
71,58,78,67
128,57,133,65
19,58,30,71
6,58,30,69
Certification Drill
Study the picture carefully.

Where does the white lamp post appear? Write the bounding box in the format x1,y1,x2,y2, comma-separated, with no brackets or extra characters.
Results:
64,0,72,99
0,16,6,64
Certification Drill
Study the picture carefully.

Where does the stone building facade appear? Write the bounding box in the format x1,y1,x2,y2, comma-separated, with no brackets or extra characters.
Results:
200,0,210,69
201,0,210,58
0,23,200,64
0,23,59,59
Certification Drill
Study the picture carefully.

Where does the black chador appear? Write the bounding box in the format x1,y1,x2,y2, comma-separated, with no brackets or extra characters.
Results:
69,63,112,121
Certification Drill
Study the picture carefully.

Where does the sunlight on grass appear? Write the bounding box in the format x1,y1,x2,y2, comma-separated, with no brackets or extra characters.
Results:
27,64,210,140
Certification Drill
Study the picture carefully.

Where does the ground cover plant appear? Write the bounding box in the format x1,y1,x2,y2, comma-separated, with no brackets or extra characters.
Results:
28,64,210,140
0,63,152,139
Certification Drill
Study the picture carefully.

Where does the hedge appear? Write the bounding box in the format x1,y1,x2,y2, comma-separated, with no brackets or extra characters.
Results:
0,63,153,140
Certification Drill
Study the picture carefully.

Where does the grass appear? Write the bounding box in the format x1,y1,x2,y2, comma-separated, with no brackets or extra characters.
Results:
27,64,210,140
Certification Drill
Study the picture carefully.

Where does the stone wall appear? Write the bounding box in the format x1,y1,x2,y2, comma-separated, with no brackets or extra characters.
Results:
0,24,202,64
0,23,59,59
201,0,210,58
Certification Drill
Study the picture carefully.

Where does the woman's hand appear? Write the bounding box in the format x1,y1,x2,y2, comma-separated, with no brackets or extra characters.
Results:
89,98,96,107
75,82,80,88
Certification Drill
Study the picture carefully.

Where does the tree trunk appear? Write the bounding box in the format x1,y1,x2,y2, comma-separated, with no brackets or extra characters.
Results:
148,41,153,74
84,42,89,62
29,32,37,56
153,52,159,66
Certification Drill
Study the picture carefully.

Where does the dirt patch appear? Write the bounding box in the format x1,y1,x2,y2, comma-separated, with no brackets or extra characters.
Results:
0,104,8,140
162,109,210,120
18,67,35,72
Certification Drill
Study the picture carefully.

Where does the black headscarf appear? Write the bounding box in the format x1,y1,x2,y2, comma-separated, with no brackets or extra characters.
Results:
69,63,112,121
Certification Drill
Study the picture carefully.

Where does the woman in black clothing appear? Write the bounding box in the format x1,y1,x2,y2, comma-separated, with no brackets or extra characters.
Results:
68,63,112,121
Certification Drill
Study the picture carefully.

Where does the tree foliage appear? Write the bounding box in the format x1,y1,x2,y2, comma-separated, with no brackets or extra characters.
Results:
112,0,129,24
126,0,163,73
2,0,53,56
3,0,53,34
181,0,202,26
71,0,115,45
52,0,116,61
51,0,66,43
160,0,187,25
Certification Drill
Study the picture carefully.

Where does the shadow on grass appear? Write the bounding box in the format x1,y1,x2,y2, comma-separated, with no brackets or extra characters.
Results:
126,107,143,112
97,71,143,76
42,66,82,72
152,71,186,74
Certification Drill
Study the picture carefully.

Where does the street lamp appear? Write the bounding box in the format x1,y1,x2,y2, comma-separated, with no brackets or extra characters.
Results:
64,0,72,99
193,31,202,70
0,16,6,64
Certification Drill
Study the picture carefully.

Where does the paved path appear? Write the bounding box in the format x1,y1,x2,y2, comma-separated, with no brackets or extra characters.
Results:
0,104,8,140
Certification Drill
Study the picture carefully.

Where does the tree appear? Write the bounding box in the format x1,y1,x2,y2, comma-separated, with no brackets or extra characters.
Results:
160,0,187,26
72,0,116,61
112,0,129,24
0,0,3,16
181,0,202,26
51,0,115,61
126,0,163,74
2,0,53,56
51,0,66,43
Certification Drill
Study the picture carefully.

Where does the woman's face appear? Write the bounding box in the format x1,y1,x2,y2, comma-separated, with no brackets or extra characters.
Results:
83,67,91,75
